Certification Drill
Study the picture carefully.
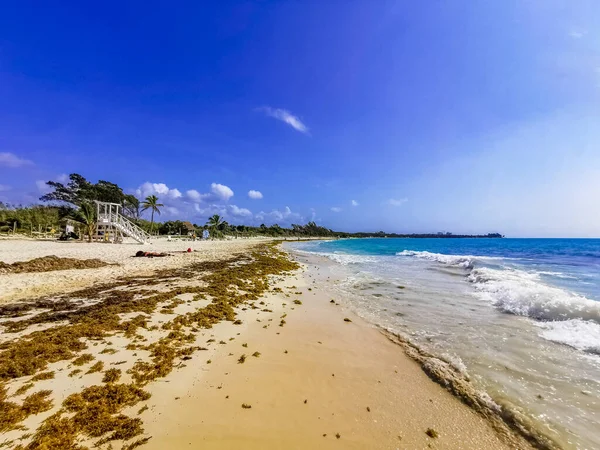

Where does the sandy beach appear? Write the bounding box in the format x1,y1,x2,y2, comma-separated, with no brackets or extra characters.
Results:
0,237,279,303
0,238,535,449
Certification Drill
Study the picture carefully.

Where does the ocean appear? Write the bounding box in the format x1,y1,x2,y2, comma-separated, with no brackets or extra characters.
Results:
289,238,600,449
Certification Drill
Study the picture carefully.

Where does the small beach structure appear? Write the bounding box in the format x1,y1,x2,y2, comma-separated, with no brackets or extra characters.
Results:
94,201,150,244
182,221,195,236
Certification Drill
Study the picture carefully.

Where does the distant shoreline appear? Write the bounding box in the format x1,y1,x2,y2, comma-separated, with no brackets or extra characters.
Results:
341,233,504,239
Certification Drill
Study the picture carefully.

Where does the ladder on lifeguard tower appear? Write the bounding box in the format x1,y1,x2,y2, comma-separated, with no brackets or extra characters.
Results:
95,201,150,244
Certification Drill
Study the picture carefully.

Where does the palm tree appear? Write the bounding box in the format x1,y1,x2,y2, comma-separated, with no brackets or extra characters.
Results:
72,202,97,243
141,195,163,234
206,214,223,238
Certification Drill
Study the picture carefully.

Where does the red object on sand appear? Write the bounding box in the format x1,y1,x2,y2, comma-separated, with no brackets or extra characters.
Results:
187,248,192,253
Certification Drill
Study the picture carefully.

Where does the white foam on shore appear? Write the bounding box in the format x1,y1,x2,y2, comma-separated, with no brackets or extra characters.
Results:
537,320,600,355
440,352,470,376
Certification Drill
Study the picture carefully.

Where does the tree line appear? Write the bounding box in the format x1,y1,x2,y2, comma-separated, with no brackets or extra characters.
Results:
0,173,503,240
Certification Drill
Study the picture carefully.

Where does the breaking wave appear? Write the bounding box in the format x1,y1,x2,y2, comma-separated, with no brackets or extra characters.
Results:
467,267,600,323
398,249,600,354
396,249,504,269
314,252,377,266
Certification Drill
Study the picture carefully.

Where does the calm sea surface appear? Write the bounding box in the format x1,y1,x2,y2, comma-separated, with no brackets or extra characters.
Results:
290,238,600,449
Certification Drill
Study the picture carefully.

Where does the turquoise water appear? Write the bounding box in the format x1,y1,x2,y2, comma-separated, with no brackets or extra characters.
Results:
299,238,600,333
291,238,600,449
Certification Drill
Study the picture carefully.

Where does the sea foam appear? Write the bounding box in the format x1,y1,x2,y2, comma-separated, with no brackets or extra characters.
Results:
468,267,600,323
396,250,476,268
316,252,377,265
396,249,506,269
397,249,600,353
536,319,600,355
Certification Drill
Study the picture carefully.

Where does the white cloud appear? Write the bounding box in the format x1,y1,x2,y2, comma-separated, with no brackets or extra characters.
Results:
132,181,296,227
186,183,234,203
255,206,303,225
210,183,234,201
0,184,11,192
229,205,252,217
388,198,408,206
193,203,226,216
331,207,342,213
248,190,263,200
0,152,33,168
351,200,359,206
258,107,309,134
189,203,251,221
186,189,202,201
57,173,69,184
136,182,182,200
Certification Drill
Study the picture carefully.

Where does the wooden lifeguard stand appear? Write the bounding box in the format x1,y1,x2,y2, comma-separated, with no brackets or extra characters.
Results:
94,201,150,244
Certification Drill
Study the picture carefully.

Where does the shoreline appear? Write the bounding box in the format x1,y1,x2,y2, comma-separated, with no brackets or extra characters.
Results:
142,247,524,449
285,244,562,450
0,238,537,449
380,330,557,450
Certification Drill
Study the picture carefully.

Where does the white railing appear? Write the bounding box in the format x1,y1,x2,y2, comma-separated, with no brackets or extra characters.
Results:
111,213,151,244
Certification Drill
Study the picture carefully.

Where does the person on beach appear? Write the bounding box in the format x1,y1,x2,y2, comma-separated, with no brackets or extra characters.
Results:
135,251,169,257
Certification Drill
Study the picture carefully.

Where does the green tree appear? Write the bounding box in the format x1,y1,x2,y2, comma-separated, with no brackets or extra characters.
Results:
141,195,163,234
40,174,140,219
122,195,141,219
206,214,224,238
71,202,97,242
159,220,187,235
40,174,93,206
0,204,62,235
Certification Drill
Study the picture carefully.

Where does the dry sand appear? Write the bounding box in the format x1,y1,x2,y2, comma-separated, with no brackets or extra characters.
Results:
0,238,532,449
0,237,262,303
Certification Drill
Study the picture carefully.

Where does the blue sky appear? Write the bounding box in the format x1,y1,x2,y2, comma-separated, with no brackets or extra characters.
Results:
1,1,599,237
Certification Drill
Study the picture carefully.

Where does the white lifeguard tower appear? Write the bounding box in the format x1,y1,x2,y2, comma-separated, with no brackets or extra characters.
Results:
94,201,150,244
